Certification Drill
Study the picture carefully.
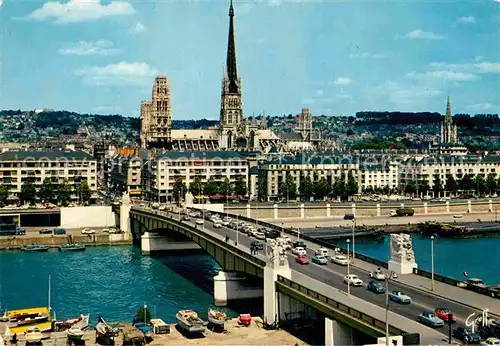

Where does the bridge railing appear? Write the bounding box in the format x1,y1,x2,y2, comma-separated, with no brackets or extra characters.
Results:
276,275,407,336
131,207,267,268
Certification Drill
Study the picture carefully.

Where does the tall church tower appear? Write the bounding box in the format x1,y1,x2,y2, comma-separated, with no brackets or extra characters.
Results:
220,0,243,149
440,96,458,144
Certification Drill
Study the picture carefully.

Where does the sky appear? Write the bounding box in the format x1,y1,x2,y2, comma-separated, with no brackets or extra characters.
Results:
0,0,499,120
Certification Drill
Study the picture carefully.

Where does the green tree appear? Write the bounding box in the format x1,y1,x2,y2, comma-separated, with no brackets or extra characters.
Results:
133,305,152,325
279,173,297,200
0,184,9,206
172,178,187,203
486,173,497,195
404,180,417,195
203,178,219,196
332,176,345,200
345,172,359,198
445,175,458,195
20,179,36,205
299,176,314,200
39,178,55,203
419,179,430,195
459,174,473,192
474,175,486,195
189,176,204,196
77,180,91,204
220,177,233,196
432,175,443,196
314,177,330,199
56,179,72,206
234,176,247,197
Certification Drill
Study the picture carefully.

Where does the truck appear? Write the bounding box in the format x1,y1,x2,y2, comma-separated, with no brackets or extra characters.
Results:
392,208,415,217
0,224,26,236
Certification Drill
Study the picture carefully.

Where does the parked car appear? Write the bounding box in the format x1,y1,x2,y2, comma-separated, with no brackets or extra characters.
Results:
53,228,66,235
81,228,96,234
292,247,307,256
369,269,387,281
418,311,444,328
367,281,386,294
39,229,52,235
453,214,463,219
311,255,328,265
453,325,481,343
331,255,350,266
434,308,456,323
388,291,412,304
343,274,363,287
344,213,355,220
295,255,310,265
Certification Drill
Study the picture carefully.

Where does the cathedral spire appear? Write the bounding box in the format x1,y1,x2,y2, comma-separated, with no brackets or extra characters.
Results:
446,95,452,121
226,0,238,88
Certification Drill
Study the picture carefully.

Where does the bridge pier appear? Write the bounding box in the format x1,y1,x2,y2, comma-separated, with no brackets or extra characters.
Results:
141,232,200,255
264,245,292,325
213,271,263,306
120,194,132,234
325,317,354,346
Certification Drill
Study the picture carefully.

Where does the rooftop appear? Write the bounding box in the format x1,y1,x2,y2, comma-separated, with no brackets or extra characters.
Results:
158,151,244,160
0,150,95,161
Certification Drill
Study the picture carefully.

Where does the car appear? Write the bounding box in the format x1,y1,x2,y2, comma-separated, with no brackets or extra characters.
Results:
344,213,355,220
481,338,500,346
254,232,266,240
195,219,204,225
81,228,96,234
265,229,280,239
295,255,310,264
453,214,463,219
39,229,52,235
369,269,387,281
453,325,481,343
292,247,307,256
367,280,386,294
213,222,222,228
434,308,456,323
181,215,191,221
388,291,412,304
344,274,363,287
417,311,444,328
292,241,307,249
315,247,329,257
331,255,350,266
250,241,264,251
311,255,328,265
53,228,66,235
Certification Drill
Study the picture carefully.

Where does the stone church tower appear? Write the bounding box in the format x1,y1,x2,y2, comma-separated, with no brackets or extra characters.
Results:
440,96,458,144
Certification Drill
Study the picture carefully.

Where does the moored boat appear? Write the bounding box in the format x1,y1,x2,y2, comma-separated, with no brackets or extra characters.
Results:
207,309,227,325
58,243,86,252
21,245,49,252
175,310,206,334
6,307,52,334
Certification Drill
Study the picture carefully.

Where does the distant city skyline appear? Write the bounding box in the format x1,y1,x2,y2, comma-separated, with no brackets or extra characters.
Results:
1,0,499,118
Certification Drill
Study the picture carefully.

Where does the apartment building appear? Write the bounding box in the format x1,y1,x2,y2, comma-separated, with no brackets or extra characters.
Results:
142,151,248,202
109,147,148,196
0,150,97,199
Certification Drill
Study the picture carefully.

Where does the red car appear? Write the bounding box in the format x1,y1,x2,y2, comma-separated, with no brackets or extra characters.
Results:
295,255,310,264
435,308,456,322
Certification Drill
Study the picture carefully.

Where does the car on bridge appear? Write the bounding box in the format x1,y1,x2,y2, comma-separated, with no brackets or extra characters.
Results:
434,308,456,323
367,281,386,294
453,325,481,343
254,231,266,240
344,274,363,287
369,269,387,281
292,241,307,249
213,221,222,228
39,229,53,235
481,337,500,346
292,247,307,256
331,255,350,266
315,248,329,257
295,255,310,265
417,311,444,328
311,255,328,265
388,291,412,304
250,241,264,251
195,219,204,225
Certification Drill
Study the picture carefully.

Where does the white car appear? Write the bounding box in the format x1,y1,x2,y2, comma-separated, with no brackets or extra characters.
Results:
292,247,307,256
344,274,363,287
195,219,204,225
254,232,266,240
81,228,96,234
315,247,329,257
369,270,387,281
213,222,222,228
481,338,500,346
331,255,350,266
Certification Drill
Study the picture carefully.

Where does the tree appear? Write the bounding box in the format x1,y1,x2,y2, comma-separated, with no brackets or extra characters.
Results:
56,179,72,206
404,180,417,195
432,175,443,196
279,173,297,200
345,172,359,198
445,175,458,196
332,176,345,200
486,174,497,195
419,179,430,195
189,176,204,196
220,177,233,196
77,180,91,204
172,178,187,203
234,176,247,197
299,176,314,200
314,177,330,199
203,178,219,196
459,174,473,192
0,184,9,206
39,178,55,203
20,179,36,205
133,305,152,325
474,175,486,195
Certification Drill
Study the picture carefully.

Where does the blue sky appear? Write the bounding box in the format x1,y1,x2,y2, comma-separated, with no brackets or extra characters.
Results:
0,0,499,120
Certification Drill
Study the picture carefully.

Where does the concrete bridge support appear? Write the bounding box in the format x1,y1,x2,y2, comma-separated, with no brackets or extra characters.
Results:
263,247,292,325
213,271,263,306
325,317,354,346
141,232,200,255
120,200,131,233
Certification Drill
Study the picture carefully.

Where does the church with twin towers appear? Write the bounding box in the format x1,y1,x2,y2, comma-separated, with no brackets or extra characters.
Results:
140,0,320,153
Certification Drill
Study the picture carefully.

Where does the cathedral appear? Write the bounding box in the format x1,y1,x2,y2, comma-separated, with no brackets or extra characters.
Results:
440,96,458,144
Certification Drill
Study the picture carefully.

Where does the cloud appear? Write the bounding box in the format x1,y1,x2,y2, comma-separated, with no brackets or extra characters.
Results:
74,61,158,86
458,16,475,24
349,52,392,59
131,22,146,34
405,71,477,81
429,61,500,74
58,40,120,56
333,77,352,85
466,103,499,112
26,0,135,24
0,0,3,7
406,29,446,40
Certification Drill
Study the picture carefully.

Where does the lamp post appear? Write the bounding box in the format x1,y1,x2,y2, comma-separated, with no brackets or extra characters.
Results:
346,239,351,297
431,235,435,291
144,304,147,325
235,214,239,246
351,219,356,263
385,270,395,346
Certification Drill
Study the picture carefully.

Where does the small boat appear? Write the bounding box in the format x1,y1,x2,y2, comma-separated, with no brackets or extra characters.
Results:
24,327,43,343
95,316,119,337
66,327,85,340
207,309,227,325
58,243,86,252
21,245,49,252
175,310,206,334
56,314,89,332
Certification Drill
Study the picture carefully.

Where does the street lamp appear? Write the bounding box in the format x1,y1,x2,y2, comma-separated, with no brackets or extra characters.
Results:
351,219,356,263
385,270,395,346
431,235,435,291
346,239,351,297
235,214,239,246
